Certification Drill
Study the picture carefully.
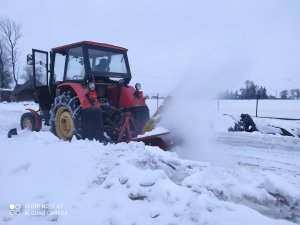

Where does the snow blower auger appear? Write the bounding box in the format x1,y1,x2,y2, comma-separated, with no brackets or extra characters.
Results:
19,41,171,149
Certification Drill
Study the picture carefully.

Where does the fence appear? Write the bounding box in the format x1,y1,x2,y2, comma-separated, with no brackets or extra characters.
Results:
218,99,300,120
146,93,300,120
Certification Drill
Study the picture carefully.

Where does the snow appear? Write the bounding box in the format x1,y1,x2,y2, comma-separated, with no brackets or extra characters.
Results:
219,100,300,119
0,101,300,225
225,113,300,137
147,98,300,121
136,126,170,138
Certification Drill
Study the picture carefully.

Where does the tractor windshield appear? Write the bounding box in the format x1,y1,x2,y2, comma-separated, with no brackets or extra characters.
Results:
88,49,128,75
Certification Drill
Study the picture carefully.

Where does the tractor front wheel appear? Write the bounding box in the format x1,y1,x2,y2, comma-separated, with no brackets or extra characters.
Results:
55,106,75,140
20,112,40,131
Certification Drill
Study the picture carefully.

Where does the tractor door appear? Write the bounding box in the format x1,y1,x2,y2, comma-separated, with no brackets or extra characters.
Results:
29,49,52,111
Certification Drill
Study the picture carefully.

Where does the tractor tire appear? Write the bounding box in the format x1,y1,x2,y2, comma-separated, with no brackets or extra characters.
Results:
20,112,40,132
50,92,82,141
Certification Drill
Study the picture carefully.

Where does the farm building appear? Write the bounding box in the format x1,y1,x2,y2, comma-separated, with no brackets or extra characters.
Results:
0,88,13,102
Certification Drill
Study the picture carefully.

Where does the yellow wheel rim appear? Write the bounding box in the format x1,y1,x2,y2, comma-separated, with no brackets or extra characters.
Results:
23,117,33,131
55,106,75,141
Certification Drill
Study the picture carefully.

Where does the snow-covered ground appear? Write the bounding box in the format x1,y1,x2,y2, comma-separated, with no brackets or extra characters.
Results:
0,101,300,225
219,100,300,119
148,99,300,119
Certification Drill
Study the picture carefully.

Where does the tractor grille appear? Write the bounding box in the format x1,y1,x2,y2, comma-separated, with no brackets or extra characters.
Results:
95,85,106,98
99,98,111,107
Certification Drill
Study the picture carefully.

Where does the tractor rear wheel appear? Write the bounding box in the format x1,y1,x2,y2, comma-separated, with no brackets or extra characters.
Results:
50,92,82,141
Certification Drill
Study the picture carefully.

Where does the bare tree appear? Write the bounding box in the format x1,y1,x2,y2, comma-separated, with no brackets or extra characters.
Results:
290,89,300,100
280,90,288,99
295,89,300,100
0,17,22,86
0,39,13,88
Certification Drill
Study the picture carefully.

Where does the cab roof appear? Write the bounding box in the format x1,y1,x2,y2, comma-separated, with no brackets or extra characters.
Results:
52,41,128,53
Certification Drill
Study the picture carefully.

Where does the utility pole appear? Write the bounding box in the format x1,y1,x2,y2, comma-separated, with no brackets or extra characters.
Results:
256,93,259,117
156,93,159,110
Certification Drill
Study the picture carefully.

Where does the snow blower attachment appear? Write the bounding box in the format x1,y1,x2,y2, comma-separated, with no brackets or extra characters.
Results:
131,96,174,150
20,41,171,149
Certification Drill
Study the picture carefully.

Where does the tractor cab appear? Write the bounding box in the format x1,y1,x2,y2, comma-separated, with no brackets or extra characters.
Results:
27,42,133,110
50,41,132,84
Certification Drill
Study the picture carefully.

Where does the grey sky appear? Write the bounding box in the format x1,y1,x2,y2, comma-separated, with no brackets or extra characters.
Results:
2,0,300,95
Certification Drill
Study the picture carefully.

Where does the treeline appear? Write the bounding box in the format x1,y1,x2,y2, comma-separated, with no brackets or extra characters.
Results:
219,80,300,100
279,89,300,100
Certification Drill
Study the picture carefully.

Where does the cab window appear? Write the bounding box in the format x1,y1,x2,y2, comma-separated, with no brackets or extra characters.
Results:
54,53,65,82
66,47,85,80
88,49,127,74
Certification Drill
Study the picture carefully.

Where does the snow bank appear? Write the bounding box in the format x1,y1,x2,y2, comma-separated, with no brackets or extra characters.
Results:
183,167,300,222
0,132,298,225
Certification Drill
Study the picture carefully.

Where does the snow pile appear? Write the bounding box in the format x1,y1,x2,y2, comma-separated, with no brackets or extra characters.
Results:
254,117,300,137
0,132,298,225
183,167,300,222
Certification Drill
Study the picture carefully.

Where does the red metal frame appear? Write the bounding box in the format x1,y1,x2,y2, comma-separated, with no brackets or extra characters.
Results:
117,112,140,143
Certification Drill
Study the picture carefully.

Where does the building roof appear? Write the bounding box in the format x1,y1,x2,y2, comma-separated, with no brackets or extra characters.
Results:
11,79,35,96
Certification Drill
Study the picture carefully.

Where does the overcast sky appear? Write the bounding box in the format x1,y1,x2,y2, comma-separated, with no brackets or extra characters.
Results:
2,0,300,95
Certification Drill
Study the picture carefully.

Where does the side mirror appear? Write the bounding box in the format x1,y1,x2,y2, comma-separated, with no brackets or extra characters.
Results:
27,54,33,65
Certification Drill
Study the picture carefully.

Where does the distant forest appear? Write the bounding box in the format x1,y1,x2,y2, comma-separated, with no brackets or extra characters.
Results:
219,80,300,100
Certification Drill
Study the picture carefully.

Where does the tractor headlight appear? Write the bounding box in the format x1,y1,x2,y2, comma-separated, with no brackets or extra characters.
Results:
88,82,96,91
135,83,141,91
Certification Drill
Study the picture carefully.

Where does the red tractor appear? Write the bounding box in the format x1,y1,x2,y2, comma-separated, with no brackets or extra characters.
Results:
21,41,151,143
